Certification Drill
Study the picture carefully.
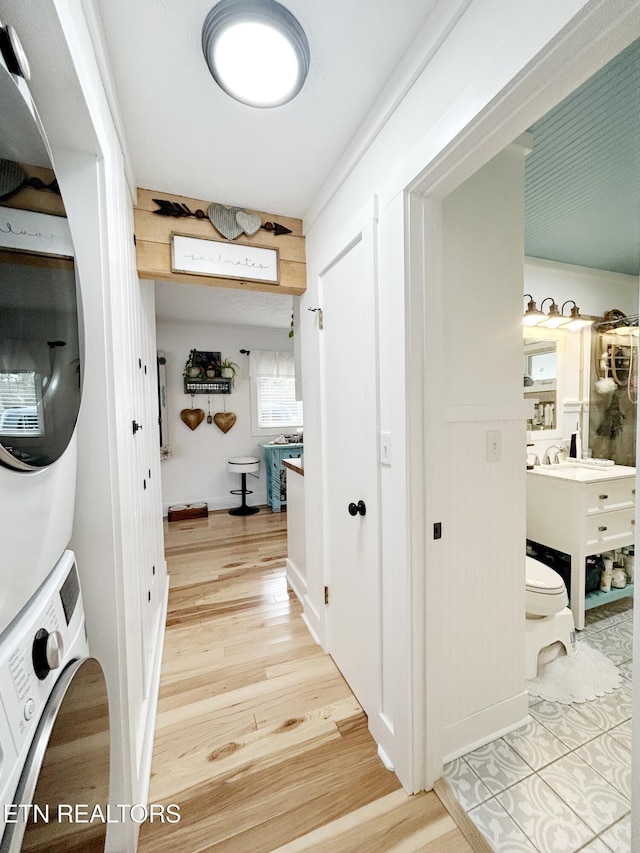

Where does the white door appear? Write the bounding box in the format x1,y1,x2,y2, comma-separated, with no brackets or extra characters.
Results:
321,225,379,716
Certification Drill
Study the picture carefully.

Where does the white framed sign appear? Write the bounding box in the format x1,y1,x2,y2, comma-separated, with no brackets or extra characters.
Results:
171,233,279,284
0,205,74,257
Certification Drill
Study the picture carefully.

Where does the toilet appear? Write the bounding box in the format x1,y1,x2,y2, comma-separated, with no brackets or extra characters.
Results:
525,556,577,679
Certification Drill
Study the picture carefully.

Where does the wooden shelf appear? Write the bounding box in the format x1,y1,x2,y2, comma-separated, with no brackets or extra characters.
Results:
184,377,231,394
585,584,634,610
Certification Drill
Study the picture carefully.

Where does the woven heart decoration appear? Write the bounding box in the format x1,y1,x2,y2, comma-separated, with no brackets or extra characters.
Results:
180,408,205,430
213,412,236,433
235,210,262,236
207,203,243,240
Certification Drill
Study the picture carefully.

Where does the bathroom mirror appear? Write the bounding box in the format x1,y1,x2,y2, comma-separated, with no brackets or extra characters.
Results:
524,336,557,431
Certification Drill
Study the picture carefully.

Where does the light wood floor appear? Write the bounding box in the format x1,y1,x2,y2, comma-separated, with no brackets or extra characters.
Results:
138,508,475,852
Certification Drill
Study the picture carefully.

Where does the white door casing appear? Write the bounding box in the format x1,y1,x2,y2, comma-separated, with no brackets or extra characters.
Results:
320,222,380,719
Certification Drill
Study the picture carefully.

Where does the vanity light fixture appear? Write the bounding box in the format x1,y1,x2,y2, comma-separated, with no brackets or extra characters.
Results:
537,297,572,329
561,300,594,331
202,0,310,108
523,294,546,326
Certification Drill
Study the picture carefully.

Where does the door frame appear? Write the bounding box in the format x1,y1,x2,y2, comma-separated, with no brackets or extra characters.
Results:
404,0,640,791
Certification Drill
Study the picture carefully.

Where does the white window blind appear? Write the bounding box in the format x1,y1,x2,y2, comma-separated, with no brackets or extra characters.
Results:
256,377,303,430
0,372,42,435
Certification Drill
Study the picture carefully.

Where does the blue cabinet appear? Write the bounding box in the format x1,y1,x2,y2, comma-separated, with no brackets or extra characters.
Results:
261,443,303,511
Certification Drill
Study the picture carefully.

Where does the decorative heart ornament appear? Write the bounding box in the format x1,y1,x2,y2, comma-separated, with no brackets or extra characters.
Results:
235,210,262,236
213,412,237,433
207,203,243,240
180,408,205,430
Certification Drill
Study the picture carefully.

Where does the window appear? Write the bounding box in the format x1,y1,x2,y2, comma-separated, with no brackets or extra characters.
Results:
249,349,302,436
252,376,303,435
0,371,42,436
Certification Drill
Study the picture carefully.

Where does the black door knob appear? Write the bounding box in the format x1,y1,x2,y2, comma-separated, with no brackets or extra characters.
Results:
348,500,366,517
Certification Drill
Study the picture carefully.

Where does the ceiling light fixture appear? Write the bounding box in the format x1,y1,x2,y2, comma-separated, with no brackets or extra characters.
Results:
537,297,572,329
523,294,546,327
560,300,594,331
202,0,310,108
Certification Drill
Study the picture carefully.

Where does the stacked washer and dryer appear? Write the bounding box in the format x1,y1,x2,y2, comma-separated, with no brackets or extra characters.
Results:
0,21,110,853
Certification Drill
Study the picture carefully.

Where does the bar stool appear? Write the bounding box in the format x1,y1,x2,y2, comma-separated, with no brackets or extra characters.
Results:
228,456,260,516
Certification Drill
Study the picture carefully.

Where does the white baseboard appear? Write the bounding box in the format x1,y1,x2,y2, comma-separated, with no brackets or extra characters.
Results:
286,557,307,604
162,493,268,516
301,594,323,647
442,691,529,763
301,611,321,645
377,743,395,771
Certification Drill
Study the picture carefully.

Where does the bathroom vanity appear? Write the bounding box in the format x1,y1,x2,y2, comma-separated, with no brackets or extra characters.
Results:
527,463,635,629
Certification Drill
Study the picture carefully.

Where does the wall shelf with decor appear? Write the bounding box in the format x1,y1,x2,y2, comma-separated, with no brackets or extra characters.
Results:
183,377,231,395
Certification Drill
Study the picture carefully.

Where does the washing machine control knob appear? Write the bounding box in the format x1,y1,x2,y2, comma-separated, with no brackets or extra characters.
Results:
32,628,64,680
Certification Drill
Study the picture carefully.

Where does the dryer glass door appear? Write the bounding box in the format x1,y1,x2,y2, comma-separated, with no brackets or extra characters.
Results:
1,658,110,853
0,55,82,472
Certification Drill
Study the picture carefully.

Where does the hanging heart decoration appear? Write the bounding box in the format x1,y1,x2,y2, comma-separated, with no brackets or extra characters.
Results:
213,412,237,433
180,408,205,430
207,203,243,240
235,210,262,236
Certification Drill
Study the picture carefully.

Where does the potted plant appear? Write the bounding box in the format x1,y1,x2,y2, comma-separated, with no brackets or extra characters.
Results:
183,349,202,379
220,357,239,386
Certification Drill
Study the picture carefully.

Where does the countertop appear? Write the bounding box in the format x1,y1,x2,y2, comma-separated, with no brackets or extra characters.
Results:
527,462,635,483
283,458,304,476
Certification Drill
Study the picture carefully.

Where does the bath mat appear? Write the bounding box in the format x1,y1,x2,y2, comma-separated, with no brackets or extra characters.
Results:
527,641,622,704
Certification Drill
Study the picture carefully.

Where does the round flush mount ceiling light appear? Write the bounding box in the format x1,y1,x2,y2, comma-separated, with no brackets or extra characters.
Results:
202,0,310,108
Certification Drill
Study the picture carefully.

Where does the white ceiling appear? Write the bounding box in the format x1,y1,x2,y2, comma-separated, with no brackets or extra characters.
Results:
154,279,292,328
94,0,439,219
525,38,640,277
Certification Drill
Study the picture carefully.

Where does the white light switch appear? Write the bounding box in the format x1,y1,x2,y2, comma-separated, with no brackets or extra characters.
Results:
486,429,502,462
380,431,392,466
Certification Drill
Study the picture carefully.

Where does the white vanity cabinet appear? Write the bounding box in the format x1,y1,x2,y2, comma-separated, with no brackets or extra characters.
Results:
527,464,636,629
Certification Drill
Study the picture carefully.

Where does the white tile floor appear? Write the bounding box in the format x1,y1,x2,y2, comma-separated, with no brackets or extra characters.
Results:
445,597,633,852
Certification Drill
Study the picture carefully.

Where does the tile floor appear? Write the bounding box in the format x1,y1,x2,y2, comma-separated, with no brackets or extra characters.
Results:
445,596,633,852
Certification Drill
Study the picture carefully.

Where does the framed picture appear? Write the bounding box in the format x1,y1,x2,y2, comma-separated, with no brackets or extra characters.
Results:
0,205,74,257
171,233,279,284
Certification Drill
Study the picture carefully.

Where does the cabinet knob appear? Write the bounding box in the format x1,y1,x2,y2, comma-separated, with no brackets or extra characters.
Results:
599,494,608,500
632,489,636,495
598,525,607,532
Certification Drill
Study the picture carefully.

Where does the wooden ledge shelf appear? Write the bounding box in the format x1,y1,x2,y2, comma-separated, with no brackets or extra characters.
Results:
134,188,306,296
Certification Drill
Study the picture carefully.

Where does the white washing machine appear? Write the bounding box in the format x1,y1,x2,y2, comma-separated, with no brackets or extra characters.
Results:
0,550,110,853
0,22,83,635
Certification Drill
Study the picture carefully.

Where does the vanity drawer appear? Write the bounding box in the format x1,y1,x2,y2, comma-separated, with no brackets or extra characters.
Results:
585,479,635,515
585,508,635,549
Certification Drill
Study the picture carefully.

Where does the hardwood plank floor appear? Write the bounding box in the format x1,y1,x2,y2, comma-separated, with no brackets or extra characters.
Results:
138,509,474,852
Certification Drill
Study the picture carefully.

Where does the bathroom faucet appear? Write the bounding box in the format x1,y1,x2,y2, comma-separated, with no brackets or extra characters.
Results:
543,445,562,465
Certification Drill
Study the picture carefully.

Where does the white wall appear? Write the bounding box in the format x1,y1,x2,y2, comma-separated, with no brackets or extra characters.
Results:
302,0,640,794
437,144,530,757
156,316,294,512
525,257,638,317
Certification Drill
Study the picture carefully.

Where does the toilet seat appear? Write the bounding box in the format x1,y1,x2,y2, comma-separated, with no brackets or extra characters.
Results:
526,556,568,616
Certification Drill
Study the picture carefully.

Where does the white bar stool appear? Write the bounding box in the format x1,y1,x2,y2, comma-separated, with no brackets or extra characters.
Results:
228,456,260,516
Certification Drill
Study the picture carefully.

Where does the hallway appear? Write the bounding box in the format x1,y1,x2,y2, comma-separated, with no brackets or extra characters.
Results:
137,509,474,852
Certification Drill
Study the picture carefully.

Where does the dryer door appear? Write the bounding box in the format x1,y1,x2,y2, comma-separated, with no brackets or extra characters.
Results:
1,658,110,853
0,44,82,472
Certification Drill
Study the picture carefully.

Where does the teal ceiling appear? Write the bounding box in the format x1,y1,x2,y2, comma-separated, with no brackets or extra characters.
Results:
525,38,640,277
